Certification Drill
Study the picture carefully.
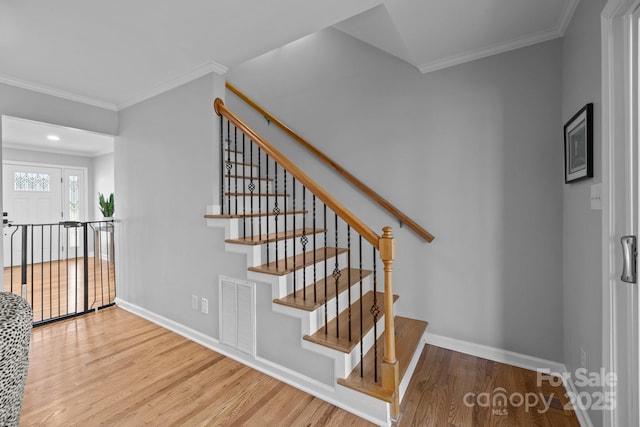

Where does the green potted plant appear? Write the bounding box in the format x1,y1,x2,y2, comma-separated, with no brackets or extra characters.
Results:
98,192,114,218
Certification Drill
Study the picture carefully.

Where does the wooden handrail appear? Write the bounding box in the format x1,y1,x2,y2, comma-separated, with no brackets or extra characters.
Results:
214,98,380,248
226,82,435,243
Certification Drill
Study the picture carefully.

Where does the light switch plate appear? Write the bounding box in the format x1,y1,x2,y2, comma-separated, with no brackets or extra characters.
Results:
591,183,602,210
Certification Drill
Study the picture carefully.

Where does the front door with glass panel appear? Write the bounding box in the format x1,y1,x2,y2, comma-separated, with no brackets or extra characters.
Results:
3,164,62,266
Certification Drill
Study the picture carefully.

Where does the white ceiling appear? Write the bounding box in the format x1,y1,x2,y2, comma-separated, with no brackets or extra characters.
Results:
2,116,114,157
0,0,579,112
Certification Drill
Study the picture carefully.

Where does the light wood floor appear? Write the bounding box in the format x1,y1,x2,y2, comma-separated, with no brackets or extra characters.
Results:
4,257,116,323
21,307,580,426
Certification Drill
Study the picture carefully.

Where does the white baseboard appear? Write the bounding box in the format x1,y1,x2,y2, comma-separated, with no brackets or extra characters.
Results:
114,298,389,427
424,331,566,373
423,332,593,427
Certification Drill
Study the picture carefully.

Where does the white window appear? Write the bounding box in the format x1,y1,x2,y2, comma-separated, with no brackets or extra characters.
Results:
14,172,50,192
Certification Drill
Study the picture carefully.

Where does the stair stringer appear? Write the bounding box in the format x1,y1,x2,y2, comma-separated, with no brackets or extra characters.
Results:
205,205,394,426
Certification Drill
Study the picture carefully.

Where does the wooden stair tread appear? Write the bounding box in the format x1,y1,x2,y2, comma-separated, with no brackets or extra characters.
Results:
248,247,348,276
337,316,428,402
226,228,323,245
224,160,258,167
224,148,243,154
274,268,372,311
205,210,306,219
303,291,399,354
224,175,272,181
225,192,289,197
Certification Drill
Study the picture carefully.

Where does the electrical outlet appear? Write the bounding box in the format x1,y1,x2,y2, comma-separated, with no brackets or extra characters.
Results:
201,298,208,314
580,347,587,369
191,295,199,310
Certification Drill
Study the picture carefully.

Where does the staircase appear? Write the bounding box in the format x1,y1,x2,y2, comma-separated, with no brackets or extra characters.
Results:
205,97,429,426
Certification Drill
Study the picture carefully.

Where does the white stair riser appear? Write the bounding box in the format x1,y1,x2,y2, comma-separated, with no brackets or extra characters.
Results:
226,163,260,176
223,178,272,193
253,232,326,262
223,195,289,212
234,213,307,238
287,252,349,291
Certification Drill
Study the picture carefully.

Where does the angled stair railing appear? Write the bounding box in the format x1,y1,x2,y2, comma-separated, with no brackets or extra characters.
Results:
226,82,435,243
212,98,406,418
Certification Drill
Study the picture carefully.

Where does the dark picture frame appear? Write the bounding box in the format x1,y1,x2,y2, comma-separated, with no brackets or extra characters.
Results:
564,103,593,183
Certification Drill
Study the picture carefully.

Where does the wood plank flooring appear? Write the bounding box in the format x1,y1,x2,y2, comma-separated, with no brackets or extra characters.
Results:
21,307,580,426
4,257,116,323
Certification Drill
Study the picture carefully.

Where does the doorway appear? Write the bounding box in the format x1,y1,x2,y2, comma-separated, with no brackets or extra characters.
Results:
2,162,88,266
602,1,640,426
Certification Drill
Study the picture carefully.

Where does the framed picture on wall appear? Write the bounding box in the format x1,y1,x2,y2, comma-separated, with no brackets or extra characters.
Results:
564,103,593,183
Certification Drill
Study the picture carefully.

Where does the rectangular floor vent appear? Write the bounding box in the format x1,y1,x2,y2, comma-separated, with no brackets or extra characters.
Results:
219,276,256,357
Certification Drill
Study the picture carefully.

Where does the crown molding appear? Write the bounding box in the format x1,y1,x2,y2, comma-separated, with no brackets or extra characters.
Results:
417,0,580,74
117,61,228,111
557,0,580,36
0,73,118,111
417,28,562,74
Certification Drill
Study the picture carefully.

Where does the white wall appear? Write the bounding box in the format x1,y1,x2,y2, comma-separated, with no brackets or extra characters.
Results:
227,29,565,362
562,0,606,426
93,152,114,220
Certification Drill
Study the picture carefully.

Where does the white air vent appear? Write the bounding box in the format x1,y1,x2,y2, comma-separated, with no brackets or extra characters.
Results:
219,276,256,356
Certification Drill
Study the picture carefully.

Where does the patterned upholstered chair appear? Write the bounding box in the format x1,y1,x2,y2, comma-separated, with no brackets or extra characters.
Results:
0,292,32,427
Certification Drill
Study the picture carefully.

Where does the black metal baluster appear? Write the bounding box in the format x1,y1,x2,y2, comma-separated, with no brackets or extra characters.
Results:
274,163,280,267
226,120,231,215
250,141,255,240
265,154,270,266
347,225,352,342
258,147,262,239
234,127,238,215
292,177,296,296
324,204,328,335
312,194,317,303
372,246,379,383
333,213,340,338
284,170,288,270
359,235,364,377
219,115,224,210
242,134,246,239
301,187,307,300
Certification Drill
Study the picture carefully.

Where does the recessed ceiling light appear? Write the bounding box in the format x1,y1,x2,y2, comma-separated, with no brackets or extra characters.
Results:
47,135,60,141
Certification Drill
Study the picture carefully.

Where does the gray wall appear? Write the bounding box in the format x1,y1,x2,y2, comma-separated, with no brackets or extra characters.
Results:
93,152,114,220
562,0,606,425
227,29,565,362
116,73,238,337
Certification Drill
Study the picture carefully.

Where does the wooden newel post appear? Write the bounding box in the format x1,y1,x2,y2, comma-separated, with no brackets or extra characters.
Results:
379,226,400,419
